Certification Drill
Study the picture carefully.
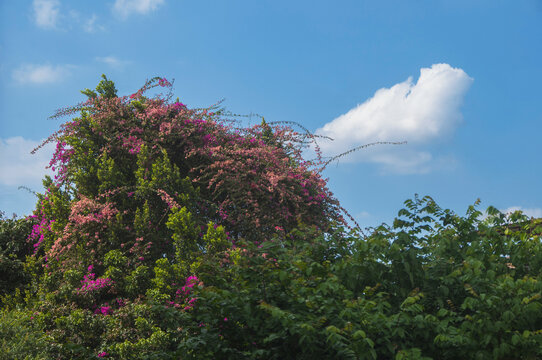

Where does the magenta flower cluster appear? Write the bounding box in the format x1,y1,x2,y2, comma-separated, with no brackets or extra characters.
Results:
29,216,53,254
76,269,113,295
158,77,171,87
94,306,112,315
181,275,199,294
166,275,200,311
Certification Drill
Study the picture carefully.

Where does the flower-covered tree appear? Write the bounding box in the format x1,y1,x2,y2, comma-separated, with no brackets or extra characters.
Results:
5,75,351,357
40,75,343,241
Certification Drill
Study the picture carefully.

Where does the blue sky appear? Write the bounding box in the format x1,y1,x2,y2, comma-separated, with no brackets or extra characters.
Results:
1,0,541,228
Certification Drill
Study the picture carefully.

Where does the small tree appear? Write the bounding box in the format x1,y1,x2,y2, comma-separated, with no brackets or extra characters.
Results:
22,75,350,337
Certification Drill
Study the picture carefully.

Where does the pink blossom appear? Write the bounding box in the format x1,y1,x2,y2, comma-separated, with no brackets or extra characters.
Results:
158,77,171,87
172,101,185,110
76,273,113,295
94,306,112,315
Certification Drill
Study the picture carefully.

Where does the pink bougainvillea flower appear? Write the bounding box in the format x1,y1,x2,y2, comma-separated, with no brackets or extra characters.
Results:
94,306,112,315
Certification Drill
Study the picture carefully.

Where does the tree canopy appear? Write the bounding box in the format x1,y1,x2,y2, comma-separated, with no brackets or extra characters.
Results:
1,76,541,359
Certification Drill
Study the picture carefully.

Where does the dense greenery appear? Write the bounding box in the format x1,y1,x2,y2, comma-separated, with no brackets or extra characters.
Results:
1,77,541,359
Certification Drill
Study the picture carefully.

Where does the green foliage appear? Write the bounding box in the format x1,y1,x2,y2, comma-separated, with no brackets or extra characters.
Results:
0,213,34,303
81,74,117,99
0,309,49,359
2,76,541,359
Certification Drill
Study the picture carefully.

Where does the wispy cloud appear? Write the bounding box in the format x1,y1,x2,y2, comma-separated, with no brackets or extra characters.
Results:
113,0,164,19
33,0,60,29
316,64,473,173
502,206,542,219
0,137,54,187
12,64,71,84
33,2,105,33
83,14,106,33
96,56,129,69
70,11,106,33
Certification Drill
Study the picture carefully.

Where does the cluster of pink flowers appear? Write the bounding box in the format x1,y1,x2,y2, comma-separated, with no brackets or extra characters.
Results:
47,197,119,265
181,275,199,295
76,269,113,295
122,135,144,155
189,121,341,237
48,141,73,183
27,192,59,258
158,77,171,87
166,275,201,310
171,101,185,111
156,189,180,209
68,197,119,226
91,298,126,317
29,217,53,254
94,306,112,315
184,297,197,310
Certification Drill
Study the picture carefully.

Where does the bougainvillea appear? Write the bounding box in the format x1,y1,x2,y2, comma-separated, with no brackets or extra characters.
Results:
18,75,348,330
1,75,351,357
38,75,344,242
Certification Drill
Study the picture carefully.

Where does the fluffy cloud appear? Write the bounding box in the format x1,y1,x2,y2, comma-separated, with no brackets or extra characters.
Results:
12,64,71,84
33,0,60,29
113,0,164,19
502,206,542,219
0,137,54,187
316,64,473,173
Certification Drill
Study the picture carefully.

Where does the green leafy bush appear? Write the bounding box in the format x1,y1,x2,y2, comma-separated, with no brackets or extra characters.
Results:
1,77,540,359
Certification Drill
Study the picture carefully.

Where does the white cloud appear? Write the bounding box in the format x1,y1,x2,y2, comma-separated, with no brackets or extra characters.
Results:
367,150,433,174
316,64,473,173
355,211,371,219
12,64,71,84
113,0,164,19
68,10,106,33
502,206,542,219
83,14,106,33
96,56,129,68
33,0,60,29
0,137,55,187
